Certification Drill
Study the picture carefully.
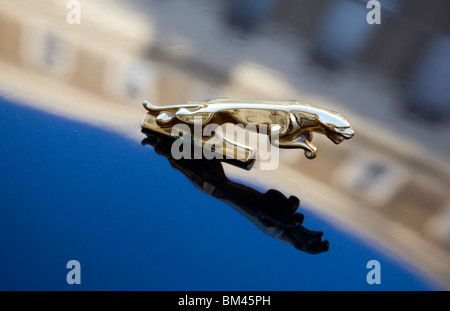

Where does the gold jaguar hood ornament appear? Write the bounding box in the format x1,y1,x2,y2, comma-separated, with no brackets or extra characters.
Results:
141,98,354,166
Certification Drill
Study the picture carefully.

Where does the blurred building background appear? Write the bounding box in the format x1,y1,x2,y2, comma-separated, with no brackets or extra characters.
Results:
0,0,449,289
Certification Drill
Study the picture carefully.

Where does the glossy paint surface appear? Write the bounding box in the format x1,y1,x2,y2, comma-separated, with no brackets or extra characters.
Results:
0,97,438,290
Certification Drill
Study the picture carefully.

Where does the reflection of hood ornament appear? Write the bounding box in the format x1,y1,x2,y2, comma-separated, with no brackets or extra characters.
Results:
141,98,354,167
141,129,330,254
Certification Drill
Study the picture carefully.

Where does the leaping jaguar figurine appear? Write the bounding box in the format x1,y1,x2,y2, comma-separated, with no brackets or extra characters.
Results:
143,98,354,159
